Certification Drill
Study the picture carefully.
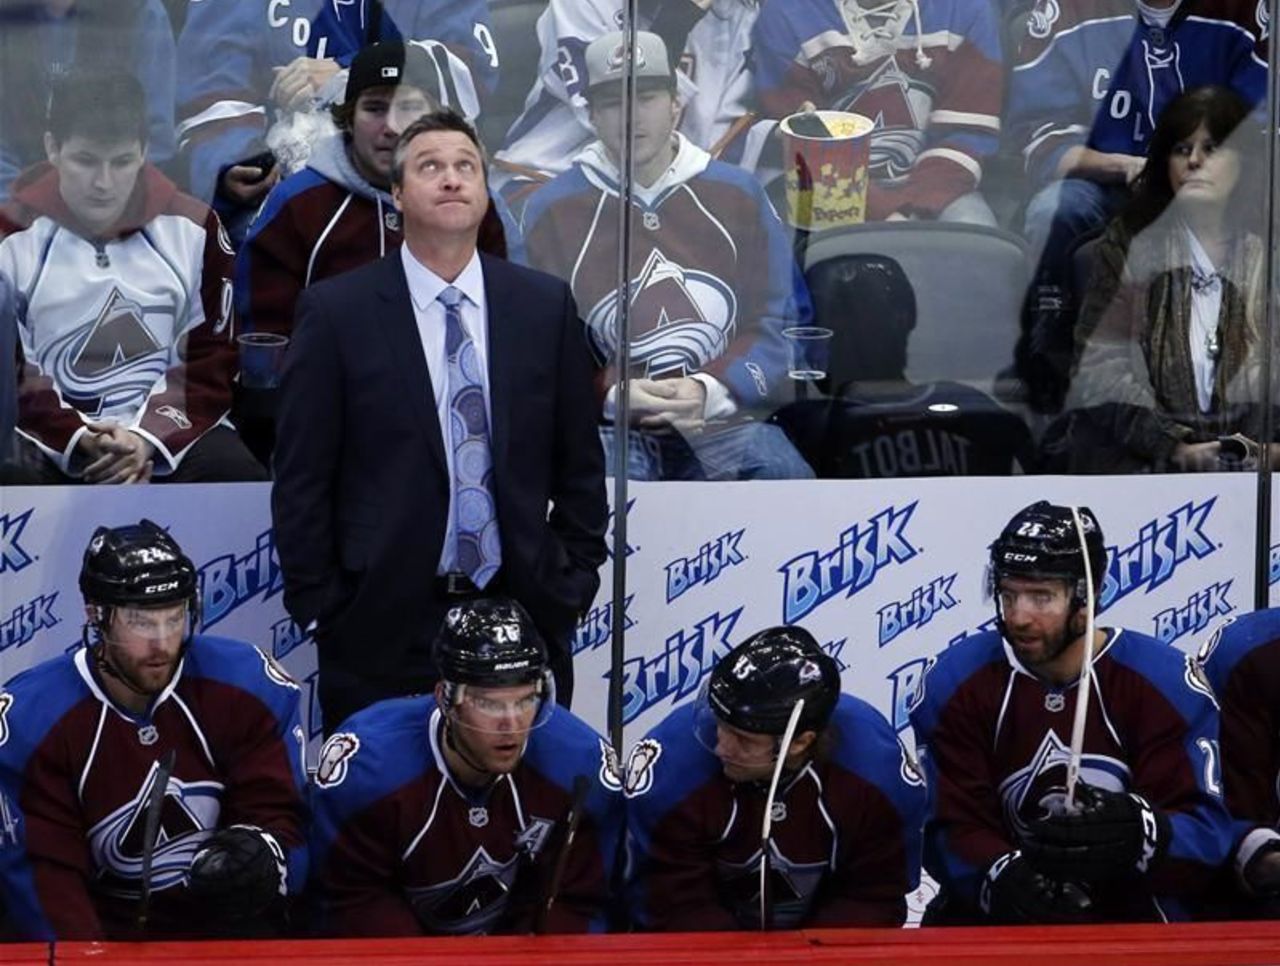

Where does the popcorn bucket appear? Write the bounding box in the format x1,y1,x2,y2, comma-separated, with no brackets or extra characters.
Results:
780,110,874,229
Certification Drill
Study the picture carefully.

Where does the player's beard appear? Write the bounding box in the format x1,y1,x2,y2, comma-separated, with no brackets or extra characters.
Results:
1015,610,1085,670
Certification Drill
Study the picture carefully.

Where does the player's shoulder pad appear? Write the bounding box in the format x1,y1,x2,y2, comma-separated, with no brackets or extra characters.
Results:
829,694,928,808
185,635,301,712
1107,628,1219,720
0,653,89,767
1198,609,1280,692
312,695,433,814
910,629,1005,734
622,703,719,811
523,706,622,819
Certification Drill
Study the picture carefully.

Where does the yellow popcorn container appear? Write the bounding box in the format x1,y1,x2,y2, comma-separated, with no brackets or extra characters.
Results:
780,110,875,229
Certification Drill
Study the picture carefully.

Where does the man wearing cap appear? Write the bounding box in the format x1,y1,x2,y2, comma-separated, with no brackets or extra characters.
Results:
624,624,925,929
521,30,813,481
238,41,516,344
272,108,607,735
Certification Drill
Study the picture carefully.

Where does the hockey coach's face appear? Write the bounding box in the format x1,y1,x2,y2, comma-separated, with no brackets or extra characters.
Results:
393,129,488,240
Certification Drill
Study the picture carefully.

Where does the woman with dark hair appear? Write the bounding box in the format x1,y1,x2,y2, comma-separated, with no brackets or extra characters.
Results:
0,0,175,198
1061,85,1270,474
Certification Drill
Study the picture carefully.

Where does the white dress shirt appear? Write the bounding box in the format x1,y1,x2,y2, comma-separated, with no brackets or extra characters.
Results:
399,244,493,575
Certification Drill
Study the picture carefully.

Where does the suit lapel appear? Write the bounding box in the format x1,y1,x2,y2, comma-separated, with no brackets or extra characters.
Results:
481,253,512,477
375,253,448,472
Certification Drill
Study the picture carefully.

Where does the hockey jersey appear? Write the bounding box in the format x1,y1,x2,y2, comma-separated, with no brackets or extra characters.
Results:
236,134,522,338
494,0,759,189
175,0,496,209
1008,0,1268,189
309,696,622,936
910,627,1233,922
1198,610,1280,879
751,0,1003,219
625,695,926,930
0,636,309,940
521,134,810,412
0,163,238,475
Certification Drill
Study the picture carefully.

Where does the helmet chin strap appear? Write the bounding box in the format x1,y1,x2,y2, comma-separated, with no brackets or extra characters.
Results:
443,715,501,782
84,612,188,702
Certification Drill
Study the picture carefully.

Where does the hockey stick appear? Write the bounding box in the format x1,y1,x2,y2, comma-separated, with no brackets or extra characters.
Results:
759,698,805,931
137,748,176,931
535,774,590,935
1064,508,1097,812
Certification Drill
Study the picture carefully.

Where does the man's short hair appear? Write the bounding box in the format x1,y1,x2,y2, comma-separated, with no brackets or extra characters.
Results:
47,70,147,147
390,108,485,187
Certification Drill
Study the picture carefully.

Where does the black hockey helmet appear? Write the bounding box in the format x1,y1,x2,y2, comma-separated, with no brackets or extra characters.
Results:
988,501,1107,600
434,597,548,688
80,519,199,611
706,625,840,736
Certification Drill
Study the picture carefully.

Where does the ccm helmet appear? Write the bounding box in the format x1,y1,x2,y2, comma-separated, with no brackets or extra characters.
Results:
989,501,1106,603
80,520,199,613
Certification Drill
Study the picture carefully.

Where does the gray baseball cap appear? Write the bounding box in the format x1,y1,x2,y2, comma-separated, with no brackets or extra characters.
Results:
584,30,675,94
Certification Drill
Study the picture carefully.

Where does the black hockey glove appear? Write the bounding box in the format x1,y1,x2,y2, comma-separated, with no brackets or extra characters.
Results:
979,850,1094,925
1021,783,1169,883
187,825,287,920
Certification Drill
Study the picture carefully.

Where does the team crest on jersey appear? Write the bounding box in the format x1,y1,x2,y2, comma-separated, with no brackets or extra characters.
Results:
598,738,623,792
1028,0,1061,40
41,287,169,417
585,248,737,379
259,648,299,690
717,839,827,929
406,845,522,934
998,731,1130,840
0,693,12,747
833,58,930,183
1184,654,1219,709
87,761,223,896
624,738,662,798
315,732,360,787
514,815,555,857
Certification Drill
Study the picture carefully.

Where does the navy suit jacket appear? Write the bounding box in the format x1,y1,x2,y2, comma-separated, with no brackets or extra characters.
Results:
271,250,607,680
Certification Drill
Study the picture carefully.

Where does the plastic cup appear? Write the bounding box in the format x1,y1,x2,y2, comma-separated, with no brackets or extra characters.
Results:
782,326,834,381
237,332,290,389
780,110,875,230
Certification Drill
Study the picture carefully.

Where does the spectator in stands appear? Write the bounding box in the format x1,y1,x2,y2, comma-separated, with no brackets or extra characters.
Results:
1060,86,1271,474
0,70,263,484
750,0,1003,225
1009,0,1267,411
771,255,1034,477
0,0,175,198
175,0,493,242
493,0,765,208
522,30,814,481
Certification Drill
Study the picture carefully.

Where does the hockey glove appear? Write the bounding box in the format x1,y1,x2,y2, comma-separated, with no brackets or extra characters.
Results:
1022,783,1169,882
979,850,1094,925
187,825,287,920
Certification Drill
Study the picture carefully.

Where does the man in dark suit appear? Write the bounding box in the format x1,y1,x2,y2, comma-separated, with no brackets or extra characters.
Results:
272,109,607,736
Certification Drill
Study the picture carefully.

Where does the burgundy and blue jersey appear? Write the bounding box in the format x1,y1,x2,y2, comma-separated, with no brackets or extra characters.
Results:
309,695,622,936
911,627,1233,922
1008,0,1267,188
625,694,926,930
1198,609,1280,877
0,636,309,940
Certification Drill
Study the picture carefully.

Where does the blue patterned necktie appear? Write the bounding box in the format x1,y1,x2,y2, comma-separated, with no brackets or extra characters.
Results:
438,285,501,587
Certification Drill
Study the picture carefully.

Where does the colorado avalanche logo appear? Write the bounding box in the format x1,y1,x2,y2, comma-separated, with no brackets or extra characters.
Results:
315,732,360,788
623,738,662,798
87,761,223,897
1028,0,1061,39
998,731,1130,841
41,288,169,417
585,248,736,378
406,846,522,934
833,58,930,183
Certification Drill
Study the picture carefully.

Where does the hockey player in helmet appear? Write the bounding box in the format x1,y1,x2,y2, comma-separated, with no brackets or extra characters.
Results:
625,624,925,930
0,521,307,940
309,597,622,936
911,501,1233,924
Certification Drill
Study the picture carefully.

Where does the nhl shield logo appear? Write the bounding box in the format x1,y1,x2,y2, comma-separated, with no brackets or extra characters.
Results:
468,806,489,828
1044,692,1065,713
316,733,361,788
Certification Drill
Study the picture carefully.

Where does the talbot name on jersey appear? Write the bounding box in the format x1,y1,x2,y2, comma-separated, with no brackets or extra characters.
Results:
877,574,959,648
665,529,746,603
1152,580,1234,646
779,503,919,624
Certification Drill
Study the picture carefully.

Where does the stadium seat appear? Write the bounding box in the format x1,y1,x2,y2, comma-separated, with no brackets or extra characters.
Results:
480,0,550,151
801,223,1029,388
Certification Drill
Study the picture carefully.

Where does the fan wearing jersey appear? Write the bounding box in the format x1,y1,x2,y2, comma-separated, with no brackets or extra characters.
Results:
751,0,1003,224
910,501,1233,924
310,598,622,936
1197,610,1280,912
0,521,308,940
522,31,813,481
626,625,925,930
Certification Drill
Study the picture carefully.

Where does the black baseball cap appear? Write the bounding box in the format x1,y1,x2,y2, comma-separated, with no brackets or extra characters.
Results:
344,41,440,105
